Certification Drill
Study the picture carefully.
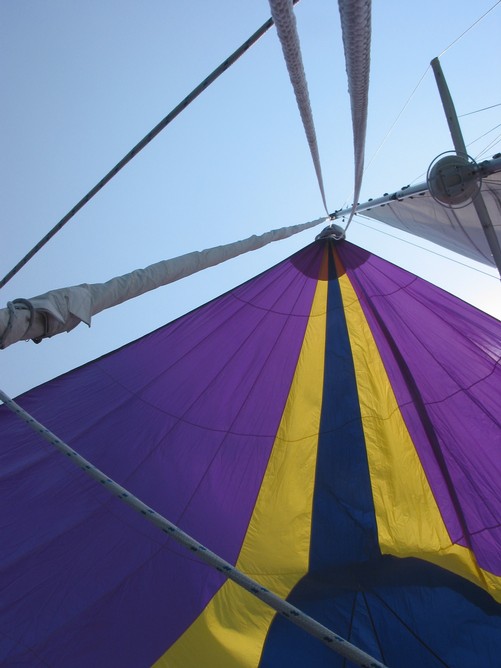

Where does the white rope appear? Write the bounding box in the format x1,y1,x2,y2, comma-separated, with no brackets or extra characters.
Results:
268,0,329,214
0,388,388,668
338,0,371,231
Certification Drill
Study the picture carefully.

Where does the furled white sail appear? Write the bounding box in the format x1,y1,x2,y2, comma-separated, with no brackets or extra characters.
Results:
0,217,325,349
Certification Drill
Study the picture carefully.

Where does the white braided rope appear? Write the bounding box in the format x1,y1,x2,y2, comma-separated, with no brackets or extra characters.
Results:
269,0,329,214
338,0,371,229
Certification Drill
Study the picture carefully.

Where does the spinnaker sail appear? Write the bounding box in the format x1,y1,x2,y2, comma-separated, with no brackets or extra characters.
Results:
1,239,500,666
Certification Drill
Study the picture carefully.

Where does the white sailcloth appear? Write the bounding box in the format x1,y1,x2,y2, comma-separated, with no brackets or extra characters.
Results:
0,218,325,349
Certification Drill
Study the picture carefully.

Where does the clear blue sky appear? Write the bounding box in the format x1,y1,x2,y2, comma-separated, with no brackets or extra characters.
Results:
1,0,500,397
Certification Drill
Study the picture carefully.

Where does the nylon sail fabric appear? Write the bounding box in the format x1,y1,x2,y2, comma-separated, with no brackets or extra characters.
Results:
0,240,500,666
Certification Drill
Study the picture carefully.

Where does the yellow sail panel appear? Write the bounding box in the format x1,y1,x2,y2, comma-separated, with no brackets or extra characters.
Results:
155,249,329,666
334,247,501,602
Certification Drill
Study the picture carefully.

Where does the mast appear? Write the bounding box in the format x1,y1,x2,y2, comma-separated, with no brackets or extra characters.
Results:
329,154,501,218
431,57,501,278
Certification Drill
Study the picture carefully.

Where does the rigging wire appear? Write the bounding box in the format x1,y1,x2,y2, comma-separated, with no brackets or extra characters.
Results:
267,0,329,215
363,0,501,185
437,0,501,58
459,102,501,117
0,6,300,292
469,123,501,147
363,65,430,176
406,124,501,186
2,1,497,292
355,215,500,280
475,133,501,160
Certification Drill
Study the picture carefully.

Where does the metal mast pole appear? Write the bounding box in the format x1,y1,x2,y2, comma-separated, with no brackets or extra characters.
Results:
431,57,501,278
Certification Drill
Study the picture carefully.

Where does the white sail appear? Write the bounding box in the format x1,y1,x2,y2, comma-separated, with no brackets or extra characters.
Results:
0,218,324,349
356,172,501,267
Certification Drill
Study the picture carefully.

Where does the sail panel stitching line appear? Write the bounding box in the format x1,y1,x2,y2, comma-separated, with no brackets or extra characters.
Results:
268,0,329,215
0,388,388,668
361,592,387,666
344,592,360,668
368,590,451,667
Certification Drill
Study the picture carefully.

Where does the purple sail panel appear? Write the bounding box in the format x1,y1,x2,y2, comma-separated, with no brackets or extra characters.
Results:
338,242,501,576
0,243,324,667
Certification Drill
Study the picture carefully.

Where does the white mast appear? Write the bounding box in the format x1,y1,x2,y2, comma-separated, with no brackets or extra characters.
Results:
431,56,501,278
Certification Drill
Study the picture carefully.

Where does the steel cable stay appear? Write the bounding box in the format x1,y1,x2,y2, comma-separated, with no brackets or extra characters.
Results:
0,2,302,292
